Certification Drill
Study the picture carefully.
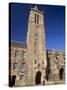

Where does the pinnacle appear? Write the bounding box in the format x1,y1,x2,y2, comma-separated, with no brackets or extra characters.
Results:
34,5,38,11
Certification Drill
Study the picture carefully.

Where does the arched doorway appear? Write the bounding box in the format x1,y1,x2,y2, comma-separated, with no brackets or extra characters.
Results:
11,75,16,87
59,68,64,80
35,71,41,85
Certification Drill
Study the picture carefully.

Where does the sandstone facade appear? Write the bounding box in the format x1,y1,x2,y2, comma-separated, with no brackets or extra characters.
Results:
9,6,65,87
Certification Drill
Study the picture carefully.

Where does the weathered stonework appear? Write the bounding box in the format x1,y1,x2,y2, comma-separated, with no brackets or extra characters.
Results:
9,6,65,87
46,50,65,85
9,41,27,87
26,6,47,86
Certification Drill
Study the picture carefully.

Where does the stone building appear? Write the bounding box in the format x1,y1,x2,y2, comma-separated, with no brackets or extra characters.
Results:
9,41,27,86
9,6,65,87
46,50,65,85
26,5,47,86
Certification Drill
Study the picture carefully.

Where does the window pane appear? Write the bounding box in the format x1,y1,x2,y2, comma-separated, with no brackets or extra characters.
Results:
35,14,36,23
37,15,39,24
15,51,22,58
13,63,17,69
22,51,26,59
35,14,39,24
21,63,25,70
20,75,24,80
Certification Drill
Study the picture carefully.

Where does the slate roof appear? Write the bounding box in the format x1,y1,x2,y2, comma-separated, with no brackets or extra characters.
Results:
10,40,27,48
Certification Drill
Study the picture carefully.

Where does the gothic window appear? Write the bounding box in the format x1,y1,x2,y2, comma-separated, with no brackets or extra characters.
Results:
35,14,39,24
37,14,39,24
22,51,26,56
15,51,18,57
35,14,36,23
20,75,24,80
21,63,25,70
15,51,22,58
22,50,26,59
13,63,17,69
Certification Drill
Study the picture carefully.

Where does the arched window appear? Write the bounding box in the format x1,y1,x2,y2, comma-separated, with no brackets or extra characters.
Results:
35,14,39,24
13,63,17,69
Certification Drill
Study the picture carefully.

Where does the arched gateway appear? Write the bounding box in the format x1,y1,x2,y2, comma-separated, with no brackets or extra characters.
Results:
35,71,41,85
59,68,64,80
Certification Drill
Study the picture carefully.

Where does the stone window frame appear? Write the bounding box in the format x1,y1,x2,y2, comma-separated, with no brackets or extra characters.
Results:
13,62,17,69
35,14,36,23
37,14,39,24
22,50,26,59
15,51,22,58
15,50,26,59
20,75,24,80
35,14,39,24
20,62,25,70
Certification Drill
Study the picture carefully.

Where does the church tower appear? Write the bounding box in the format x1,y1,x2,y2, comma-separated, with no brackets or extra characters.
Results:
26,5,47,85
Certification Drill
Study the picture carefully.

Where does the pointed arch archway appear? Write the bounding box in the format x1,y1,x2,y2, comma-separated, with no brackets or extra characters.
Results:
59,68,64,80
35,71,41,85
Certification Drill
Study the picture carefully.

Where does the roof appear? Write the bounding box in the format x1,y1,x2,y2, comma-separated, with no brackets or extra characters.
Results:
31,5,43,14
46,49,65,55
10,41,27,48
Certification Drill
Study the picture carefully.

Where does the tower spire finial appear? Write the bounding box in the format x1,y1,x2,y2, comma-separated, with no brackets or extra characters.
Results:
34,5,38,10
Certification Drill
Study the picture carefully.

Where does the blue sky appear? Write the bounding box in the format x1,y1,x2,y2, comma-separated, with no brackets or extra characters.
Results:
10,3,65,51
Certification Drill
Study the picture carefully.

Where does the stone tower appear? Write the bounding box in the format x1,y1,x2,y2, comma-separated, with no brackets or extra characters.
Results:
26,5,47,85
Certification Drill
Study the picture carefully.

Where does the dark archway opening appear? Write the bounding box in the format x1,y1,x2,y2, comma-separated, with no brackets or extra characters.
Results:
59,68,64,80
35,71,41,85
45,67,50,81
11,75,16,87
9,75,12,87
